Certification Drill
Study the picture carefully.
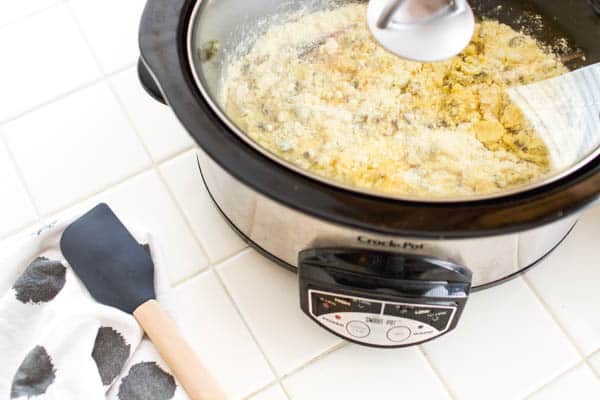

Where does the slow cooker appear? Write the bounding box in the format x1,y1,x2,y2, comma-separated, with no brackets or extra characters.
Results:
138,0,600,348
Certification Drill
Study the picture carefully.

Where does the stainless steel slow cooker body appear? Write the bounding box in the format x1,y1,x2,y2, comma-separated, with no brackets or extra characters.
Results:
138,0,600,347
196,148,579,290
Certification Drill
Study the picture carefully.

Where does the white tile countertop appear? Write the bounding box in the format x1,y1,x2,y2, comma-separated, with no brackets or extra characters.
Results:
1,2,600,399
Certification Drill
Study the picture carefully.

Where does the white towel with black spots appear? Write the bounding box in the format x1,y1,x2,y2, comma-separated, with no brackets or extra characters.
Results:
0,215,190,400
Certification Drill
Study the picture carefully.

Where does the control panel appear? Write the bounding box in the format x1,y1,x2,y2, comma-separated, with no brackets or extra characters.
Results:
309,290,456,346
299,248,472,348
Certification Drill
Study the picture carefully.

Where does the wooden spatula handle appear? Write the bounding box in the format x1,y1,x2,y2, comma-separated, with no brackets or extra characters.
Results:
134,300,226,400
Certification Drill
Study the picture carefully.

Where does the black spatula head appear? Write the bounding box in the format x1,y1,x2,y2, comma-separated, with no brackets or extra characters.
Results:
60,203,156,314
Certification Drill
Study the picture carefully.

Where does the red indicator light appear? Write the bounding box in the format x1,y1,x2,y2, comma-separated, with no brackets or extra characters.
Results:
335,314,342,320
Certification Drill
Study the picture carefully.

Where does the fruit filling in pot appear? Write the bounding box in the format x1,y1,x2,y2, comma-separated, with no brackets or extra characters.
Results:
223,3,569,197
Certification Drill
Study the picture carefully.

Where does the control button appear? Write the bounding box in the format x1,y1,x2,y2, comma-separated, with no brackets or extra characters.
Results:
346,321,370,338
387,326,411,343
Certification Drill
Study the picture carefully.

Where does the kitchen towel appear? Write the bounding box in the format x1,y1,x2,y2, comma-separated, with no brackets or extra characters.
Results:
0,211,189,400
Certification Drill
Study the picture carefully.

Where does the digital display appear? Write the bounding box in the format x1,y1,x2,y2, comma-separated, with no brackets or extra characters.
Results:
384,304,453,331
311,292,382,316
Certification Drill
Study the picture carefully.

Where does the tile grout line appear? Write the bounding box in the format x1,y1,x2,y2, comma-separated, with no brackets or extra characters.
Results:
0,212,41,242
241,382,287,400
12,0,198,228
98,49,212,270
0,162,151,237
169,150,255,268
1,0,134,125
177,251,286,393
588,348,600,361
178,248,348,399
108,82,212,273
276,381,293,400
585,356,600,380
582,358,600,382
274,340,351,398
42,164,152,218
0,146,197,243
67,0,254,319
202,245,251,270
518,277,594,396
164,155,306,399
510,238,575,400
172,260,289,400
265,343,324,400
417,346,458,400
521,275,594,396
521,360,588,399
0,62,136,127
0,0,66,32
211,266,286,386
4,110,350,400
154,155,213,261
172,247,250,288
208,252,347,399
65,0,196,175
0,0,190,240
0,133,43,218
522,274,588,359
72,0,215,272
276,341,350,382
511,241,564,400
2,38,264,396
153,143,197,166
114,117,211,280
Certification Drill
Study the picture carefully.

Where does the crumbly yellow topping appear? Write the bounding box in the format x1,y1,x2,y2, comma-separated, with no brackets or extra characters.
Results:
224,3,568,198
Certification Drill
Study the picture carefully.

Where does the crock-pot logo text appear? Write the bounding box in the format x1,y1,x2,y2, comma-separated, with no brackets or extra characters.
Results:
357,236,424,250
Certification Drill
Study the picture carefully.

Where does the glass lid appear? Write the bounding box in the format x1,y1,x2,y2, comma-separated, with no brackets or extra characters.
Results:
187,0,600,203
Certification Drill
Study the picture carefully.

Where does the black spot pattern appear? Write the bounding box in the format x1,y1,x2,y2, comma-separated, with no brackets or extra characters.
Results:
11,346,56,399
13,257,66,304
92,327,131,385
118,362,176,400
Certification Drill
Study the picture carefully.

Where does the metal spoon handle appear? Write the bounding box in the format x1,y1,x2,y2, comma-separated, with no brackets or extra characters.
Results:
377,0,465,29
376,0,405,28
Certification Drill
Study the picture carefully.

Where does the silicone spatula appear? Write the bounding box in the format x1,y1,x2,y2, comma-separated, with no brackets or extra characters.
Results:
60,203,225,400
507,63,600,172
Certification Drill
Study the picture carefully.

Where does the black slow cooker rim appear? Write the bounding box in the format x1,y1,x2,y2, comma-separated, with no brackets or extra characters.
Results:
139,0,600,239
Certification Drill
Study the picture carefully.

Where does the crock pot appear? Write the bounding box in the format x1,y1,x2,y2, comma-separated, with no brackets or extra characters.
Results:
138,0,600,347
